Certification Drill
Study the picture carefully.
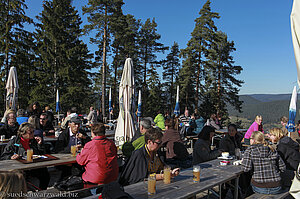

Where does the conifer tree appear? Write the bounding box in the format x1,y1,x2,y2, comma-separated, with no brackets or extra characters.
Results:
163,42,180,111
180,0,219,112
33,0,93,111
0,0,33,112
83,0,124,117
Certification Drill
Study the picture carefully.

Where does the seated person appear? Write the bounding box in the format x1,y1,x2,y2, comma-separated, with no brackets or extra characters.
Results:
280,116,289,136
39,113,54,136
16,109,29,125
122,118,152,158
0,171,27,195
241,131,286,194
193,126,222,165
244,115,264,145
0,112,20,139
55,116,91,154
269,128,300,187
154,111,165,130
119,128,179,186
188,113,205,135
219,124,243,156
0,123,50,190
162,118,190,168
206,113,221,130
76,123,118,185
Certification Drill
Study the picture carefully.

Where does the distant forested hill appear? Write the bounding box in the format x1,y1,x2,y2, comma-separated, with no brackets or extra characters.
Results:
228,94,300,125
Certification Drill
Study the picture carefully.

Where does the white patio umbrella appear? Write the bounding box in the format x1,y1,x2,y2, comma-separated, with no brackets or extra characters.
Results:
56,89,61,124
137,90,142,126
115,58,136,146
6,67,19,110
291,0,300,87
174,85,180,117
109,87,112,120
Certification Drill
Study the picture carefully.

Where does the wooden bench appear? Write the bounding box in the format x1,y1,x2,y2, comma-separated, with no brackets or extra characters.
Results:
246,189,291,199
27,184,103,199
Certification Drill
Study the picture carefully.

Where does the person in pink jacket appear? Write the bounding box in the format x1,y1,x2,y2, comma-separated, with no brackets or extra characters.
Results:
76,123,119,185
244,116,264,143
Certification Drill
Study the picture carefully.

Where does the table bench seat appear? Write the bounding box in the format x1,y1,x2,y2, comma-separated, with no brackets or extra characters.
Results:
246,189,291,199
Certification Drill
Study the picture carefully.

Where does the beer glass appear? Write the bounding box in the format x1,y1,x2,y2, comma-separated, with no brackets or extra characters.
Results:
27,149,33,162
163,166,171,184
71,145,77,157
148,173,156,195
193,165,200,183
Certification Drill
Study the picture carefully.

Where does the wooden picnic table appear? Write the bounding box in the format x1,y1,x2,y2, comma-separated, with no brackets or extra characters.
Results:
123,159,243,199
215,128,248,134
0,153,76,172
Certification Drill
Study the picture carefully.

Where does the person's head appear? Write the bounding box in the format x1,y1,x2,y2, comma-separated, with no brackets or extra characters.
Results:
17,109,26,117
0,171,27,197
32,101,40,110
91,123,105,138
255,115,263,125
145,128,163,152
90,106,94,111
69,116,81,134
198,126,215,142
228,124,238,137
280,116,288,126
39,113,48,126
164,118,175,129
70,107,77,113
6,112,16,126
44,105,50,112
269,128,284,143
210,113,217,120
140,118,152,134
18,123,34,140
250,131,267,146
28,115,40,130
184,109,189,117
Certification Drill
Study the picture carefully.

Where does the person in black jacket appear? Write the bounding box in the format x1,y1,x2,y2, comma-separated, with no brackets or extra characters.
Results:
55,116,91,153
119,128,179,186
219,123,243,156
0,112,19,139
0,123,50,190
269,127,300,187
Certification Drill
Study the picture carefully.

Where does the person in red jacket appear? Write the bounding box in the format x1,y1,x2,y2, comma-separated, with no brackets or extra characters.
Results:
76,123,119,185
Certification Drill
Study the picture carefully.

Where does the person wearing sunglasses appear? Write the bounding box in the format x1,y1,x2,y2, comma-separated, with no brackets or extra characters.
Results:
119,128,180,186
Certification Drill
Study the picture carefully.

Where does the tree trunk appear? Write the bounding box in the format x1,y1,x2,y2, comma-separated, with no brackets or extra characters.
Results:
195,50,201,113
217,62,221,116
101,5,108,118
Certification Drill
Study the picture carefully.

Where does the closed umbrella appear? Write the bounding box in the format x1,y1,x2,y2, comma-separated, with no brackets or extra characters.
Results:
56,89,60,124
287,86,297,137
6,67,19,110
115,58,136,146
291,0,300,87
174,85,180,117
137,90,142,126
109,87,112,120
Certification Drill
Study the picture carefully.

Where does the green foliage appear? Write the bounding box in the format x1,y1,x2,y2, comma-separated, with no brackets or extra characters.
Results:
33,0,93,112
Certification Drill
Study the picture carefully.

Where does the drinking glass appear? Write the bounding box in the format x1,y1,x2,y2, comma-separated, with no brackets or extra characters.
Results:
148,173,156,195
235,148,241,160
163,166,171,184
193,165,200,183
71,145,77,157
27,149,33,162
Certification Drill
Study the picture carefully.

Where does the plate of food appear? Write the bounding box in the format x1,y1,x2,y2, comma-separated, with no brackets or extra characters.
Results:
22,155,48,160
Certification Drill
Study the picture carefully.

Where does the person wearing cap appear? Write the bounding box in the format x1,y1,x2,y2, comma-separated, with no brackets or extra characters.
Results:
55,116,91,154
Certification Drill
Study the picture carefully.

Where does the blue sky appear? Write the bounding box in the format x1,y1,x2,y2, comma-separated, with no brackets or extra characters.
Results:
25,0,296,95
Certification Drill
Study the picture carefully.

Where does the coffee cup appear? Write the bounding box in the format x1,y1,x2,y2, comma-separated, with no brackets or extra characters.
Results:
222,152,229,158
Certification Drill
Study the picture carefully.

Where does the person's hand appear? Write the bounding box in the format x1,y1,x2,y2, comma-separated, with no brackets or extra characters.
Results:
11,154,20,160
76,133,86,139
43,132,46,136
171,168,180,177
35,136,42,144
76,144,82,150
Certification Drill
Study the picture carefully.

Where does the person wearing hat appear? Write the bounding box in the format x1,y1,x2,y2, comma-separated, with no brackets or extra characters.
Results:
55,116,91,154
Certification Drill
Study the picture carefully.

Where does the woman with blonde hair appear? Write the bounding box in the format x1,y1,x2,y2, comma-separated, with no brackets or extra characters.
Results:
0,123,50,190
241,131,286,194
0,171,27,199
244,115,264,144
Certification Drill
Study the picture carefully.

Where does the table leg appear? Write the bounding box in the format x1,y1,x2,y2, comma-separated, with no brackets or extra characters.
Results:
219,184,222,199
234,175,239,199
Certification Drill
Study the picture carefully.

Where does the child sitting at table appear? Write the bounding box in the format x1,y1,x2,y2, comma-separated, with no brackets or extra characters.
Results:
241,131,286,194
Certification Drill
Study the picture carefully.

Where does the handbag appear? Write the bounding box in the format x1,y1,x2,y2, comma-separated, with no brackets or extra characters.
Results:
54,175,84,191
289,163,300,198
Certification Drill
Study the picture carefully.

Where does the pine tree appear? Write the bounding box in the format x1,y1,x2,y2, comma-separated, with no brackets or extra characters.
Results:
180,0,219,112
83,0,124,117
0,0,33,112
163,42,180,112
33,0,93,111
204,31,243,117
